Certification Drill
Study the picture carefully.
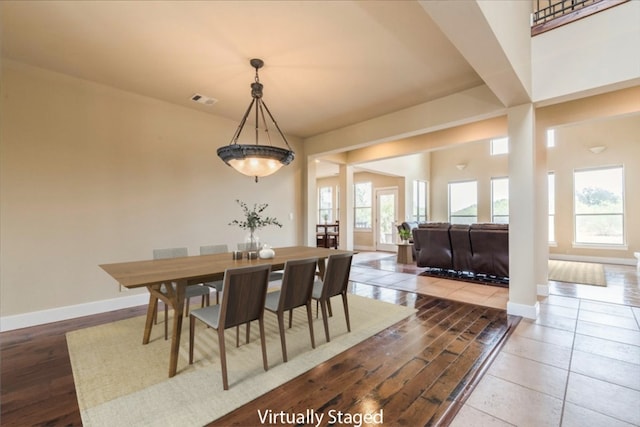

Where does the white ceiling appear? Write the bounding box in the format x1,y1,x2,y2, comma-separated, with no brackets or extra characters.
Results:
1,0,484,139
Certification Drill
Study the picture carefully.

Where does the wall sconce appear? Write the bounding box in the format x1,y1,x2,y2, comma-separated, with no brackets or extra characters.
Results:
456,163,467,170
589,146,606,154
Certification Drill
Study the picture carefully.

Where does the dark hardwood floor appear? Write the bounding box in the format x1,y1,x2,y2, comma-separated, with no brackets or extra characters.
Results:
0,283,518,427
0,306,148,427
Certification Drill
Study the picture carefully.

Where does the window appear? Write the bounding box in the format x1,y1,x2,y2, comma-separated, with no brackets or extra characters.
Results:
548,172,555,242
318,186,333,223
547,128,556,148
354,182,372,229
490,137,509,155
574,166,624,245
449,181,477,224
413,180,427,222
491,177,509,223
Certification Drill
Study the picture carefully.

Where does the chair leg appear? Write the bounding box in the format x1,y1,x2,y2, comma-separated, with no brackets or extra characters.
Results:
188,315,196,364
277,312,288,362
245,322,251,344
306,302,316,349
288,309,293,329
218,328,229,390
259,317,269,372
327,298,333,317
320,299,331,343
341,292,351,332
185,297,190,317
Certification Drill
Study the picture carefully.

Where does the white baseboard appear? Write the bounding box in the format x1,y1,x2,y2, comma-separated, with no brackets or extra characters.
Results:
507,300,540,320
0,293,150,332
537,284,550,296
549,253,636,266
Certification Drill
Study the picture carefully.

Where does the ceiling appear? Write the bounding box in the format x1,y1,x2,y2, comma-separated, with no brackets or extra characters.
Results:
0,1,484,139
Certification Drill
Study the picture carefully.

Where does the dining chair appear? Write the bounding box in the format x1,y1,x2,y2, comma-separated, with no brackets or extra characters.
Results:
311,252,353,343
264,257,318,362
199,244,229,304
189,264,271,390
152,247,211,340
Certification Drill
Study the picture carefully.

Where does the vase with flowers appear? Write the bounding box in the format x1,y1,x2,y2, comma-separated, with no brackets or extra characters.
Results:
229,199,282,251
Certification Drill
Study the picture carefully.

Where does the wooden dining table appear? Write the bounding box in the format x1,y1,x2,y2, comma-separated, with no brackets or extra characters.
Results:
99,245,352,377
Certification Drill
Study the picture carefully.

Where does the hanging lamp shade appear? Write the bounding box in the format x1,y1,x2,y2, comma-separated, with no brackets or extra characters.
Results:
217,58,295,182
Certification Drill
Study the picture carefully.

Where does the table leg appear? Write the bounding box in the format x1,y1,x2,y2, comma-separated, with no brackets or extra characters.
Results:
317,258,327,280
168,280,186,377
142,282,187,377
143,290,158,345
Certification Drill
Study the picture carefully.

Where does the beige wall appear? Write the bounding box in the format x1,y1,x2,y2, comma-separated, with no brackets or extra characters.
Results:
548,115,640,259
317,171,405,250
430,139,509,223
430,113,640,261
0,61,304,317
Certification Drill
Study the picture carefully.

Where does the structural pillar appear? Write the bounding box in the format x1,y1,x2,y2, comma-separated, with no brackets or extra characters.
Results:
338,164,354,250
507,103,541,319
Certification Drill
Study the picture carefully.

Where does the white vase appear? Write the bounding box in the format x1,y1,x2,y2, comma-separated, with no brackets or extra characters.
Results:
259,244,275,259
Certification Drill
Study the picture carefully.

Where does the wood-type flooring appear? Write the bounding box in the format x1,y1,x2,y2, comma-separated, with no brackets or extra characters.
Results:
1,284,517,426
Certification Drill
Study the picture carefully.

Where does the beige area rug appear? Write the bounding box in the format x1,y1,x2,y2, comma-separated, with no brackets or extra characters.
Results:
67,295,416,426
548,259,606,286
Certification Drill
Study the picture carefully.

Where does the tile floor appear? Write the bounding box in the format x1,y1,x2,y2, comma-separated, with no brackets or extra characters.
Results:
350,252,640,427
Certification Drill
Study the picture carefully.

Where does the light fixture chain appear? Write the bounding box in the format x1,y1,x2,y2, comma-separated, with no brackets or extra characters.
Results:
257,101,274,147
260,100,293,150
230,97,257,143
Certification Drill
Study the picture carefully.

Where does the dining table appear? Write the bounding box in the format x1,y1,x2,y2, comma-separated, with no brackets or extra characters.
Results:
99,245,352,377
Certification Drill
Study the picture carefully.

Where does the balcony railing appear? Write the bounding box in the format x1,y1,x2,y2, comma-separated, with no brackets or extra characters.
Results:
532,0,629,35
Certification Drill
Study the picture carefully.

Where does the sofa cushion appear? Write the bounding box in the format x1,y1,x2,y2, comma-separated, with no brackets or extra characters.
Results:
413,222,453,269
469,223,509,277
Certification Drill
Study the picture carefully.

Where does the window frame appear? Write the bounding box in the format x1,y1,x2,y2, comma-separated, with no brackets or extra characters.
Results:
318,185,333,223
354,181,373,230
573,165,625,247
491,176,509,224
490,137,509,156
548,172,555,244
448,180,478,225
412,180,428,223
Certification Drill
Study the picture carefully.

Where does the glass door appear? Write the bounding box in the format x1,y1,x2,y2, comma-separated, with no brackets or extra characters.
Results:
376,187,398,252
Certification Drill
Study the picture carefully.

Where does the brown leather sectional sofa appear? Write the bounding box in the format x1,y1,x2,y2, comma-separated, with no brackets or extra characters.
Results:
412,222,509,282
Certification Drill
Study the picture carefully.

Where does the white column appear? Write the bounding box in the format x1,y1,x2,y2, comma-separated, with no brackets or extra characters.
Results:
535,126,550,297
306,159,318,247
507,104,540,319
338,164,354,250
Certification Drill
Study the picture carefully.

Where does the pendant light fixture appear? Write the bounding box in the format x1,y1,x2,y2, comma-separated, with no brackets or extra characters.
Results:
217,58,295,182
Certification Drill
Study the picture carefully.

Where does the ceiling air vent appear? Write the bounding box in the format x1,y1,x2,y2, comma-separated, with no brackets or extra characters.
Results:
190,93,217,106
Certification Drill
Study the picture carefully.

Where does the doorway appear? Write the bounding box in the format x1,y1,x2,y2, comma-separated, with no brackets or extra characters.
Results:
375,187,398,252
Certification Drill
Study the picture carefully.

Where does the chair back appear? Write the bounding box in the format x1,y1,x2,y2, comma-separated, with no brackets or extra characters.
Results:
200,244,229,255
278,258,318,311
320,253,353,299
153,247,188,259
218,264,271,330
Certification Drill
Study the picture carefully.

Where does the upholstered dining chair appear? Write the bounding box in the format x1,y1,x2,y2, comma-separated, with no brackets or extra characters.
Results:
152,247,211,340
311,252,354,343
189,264,271,390
264,257,318,362
199,244,229,304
